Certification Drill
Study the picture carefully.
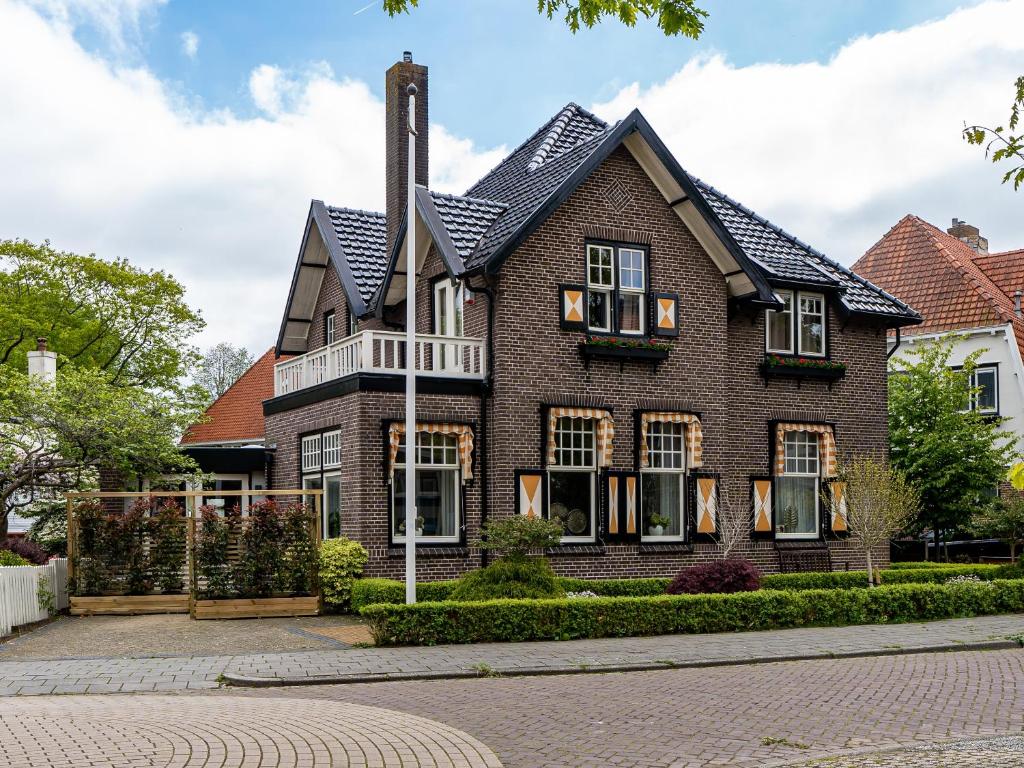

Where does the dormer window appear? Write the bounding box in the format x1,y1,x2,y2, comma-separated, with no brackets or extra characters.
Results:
586,243,647,335
766,290,825,357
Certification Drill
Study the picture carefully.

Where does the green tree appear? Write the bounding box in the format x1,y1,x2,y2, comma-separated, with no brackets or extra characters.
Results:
384,0,708,38
970,496,1024,560
889,337,1016,556
963,76,1024,191
0,239,204,390
195,343,254,402
0,366,204,538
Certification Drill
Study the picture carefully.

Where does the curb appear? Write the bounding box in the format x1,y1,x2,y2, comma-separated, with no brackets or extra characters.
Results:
223,638,1021,688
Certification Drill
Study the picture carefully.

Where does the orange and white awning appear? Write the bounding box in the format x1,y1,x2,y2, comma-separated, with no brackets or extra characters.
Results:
388,422,474,483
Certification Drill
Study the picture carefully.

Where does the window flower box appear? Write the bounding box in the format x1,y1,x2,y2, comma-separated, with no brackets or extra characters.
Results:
579,337,670,368
760,354,847,386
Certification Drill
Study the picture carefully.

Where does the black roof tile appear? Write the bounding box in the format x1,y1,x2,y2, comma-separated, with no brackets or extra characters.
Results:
325,206,388,305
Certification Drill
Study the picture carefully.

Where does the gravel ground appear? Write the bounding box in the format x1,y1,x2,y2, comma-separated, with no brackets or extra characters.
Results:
0,613,367,659
788,736,1024,766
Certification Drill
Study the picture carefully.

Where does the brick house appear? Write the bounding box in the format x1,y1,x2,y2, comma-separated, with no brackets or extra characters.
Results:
264,54,921,580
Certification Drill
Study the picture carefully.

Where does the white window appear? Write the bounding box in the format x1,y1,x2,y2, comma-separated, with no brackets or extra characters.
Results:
302,474,323,525
323,472,342,539
641,421,685,540
776,431,819,539
301,435,321,472
348,310,358,337
968,366,999,414
548,417,596,542
392,432,461,543
433,279,465,372
325,311,336,346
765,290,825,357
586,243,647,335
322,430,342,469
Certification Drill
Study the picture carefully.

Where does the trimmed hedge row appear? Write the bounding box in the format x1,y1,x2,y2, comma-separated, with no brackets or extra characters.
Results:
361,579,1024,646
888,561,957,570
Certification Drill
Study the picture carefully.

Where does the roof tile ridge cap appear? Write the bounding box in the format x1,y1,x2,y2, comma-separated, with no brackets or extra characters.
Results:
916,218,1015,320
325,204,386,218
568,102,609,129
527,104,577,172
859,214,918,262
427,189,508,209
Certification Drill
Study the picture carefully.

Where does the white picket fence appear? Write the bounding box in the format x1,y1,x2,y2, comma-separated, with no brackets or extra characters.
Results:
0,558,68,637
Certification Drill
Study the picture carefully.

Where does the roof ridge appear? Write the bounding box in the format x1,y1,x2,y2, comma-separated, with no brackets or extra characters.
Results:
325,204,385,218
526,102,610,173
428,190,508,209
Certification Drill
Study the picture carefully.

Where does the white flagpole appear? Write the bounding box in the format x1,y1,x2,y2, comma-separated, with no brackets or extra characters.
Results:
404,82,418,605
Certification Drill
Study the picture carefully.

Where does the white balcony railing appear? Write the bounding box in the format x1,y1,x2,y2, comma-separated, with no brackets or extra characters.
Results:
274,330,486,396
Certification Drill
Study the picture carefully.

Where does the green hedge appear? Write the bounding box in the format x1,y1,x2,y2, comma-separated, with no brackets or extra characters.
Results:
880,564,1003,583
888,561,955,570
761,571,869,590
361,579,1024,646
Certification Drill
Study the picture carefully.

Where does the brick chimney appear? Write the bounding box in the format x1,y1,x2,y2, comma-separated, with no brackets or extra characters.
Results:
948,218,989,255
385,51,428,253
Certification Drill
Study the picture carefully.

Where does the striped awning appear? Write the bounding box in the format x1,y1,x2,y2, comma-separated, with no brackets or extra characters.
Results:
639,412,703,469
774,423,837,478
546,407,614,468
388,422,474,483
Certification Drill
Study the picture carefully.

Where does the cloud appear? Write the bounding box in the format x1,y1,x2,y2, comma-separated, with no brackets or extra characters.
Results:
179,29,198,60
591,0,1024,262
26,0,164,55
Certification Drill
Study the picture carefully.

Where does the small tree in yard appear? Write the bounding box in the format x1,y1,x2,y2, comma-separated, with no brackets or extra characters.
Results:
838,457,921,586
971,497,1024,561
195,343,254,402
474,515,564,560
716,485,754,561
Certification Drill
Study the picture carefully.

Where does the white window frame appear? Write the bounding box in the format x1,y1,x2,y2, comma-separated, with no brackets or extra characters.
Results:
586,243,648,336
325,311,336,346
322,471,342,540
617,247,646,336
347,309,358,337
322,430,342,469
301,435,321,472
968,365,999,415
433,279,465,372
548,416,597,543
641,420,686,542
586,244,615,333
776,432,820,540
392,431,462,544
765,290,826,357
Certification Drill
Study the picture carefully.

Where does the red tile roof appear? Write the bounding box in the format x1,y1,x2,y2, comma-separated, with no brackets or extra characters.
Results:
181,348,282,445
852,215,1024,355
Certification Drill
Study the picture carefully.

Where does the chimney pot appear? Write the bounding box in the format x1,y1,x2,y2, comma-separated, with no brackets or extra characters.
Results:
403,51,412,62
1015,290,1022,318
947,217,989,256
36,337,47,352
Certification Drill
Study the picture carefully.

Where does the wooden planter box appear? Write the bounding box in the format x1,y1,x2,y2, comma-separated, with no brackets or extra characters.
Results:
759,360,846,386
579,343,669,368
70,594,189,616
191,595,320,620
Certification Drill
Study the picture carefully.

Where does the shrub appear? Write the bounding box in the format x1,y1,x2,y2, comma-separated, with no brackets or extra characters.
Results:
233,500,284,598
560,577,670,597
666,560,761,595
880,565,1002,583
147,499,186,594
319,538,368,612
761,571,868,591
350,578,457,611
475,516,564,558
0,549,30,566
361,579,1024,646
20,501,67,557
278,502,318,595
194,506,233,599
449,557,565,601
2,536,48,565
888,561,964,569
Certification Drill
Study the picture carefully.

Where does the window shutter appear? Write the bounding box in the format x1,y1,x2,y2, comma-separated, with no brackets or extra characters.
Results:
515,470,547,518
603,470,641,543
826,480,849,536
751,477,774,539
559,284,587,331
695,475,718,537
651,292,680,337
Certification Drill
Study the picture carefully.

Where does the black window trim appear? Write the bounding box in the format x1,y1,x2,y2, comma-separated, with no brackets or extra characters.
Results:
584,238,651,338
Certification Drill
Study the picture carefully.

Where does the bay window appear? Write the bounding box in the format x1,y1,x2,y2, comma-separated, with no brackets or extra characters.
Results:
586,243,647,335
765,290,825,356
776,431,819,538
392,431,461,543
548,416,596,542
641,421,685,540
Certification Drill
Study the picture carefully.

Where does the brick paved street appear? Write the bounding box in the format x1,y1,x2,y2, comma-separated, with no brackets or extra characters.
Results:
790,735,1024,766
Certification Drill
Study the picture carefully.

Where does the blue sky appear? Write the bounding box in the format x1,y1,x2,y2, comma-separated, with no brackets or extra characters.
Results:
0,0,1020,352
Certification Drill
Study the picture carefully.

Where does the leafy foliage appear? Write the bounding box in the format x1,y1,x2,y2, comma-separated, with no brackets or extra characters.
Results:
666,559,761,595
449,557,565,601
474,515,564,559
382,0,708,38
0,549,29,566
319,538,369,612
195,343,254,402
2,535,48,565
194,506,235,599
278,502,318,595
888,338,1016,536
362,580,1024,646
147,500,187,594
970,496,1024,560
20,500,67,556
964,76,1024,190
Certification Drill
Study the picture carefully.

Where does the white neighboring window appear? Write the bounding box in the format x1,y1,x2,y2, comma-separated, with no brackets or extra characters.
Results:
301,435,321,472
641,421,685,541
617,247,646,335
968,366,999,414
776,432,819,539
548,417,596,542
765,290,825,357
433,279,465,372
586,245,614,332
325,311,336,345
586,244,647,335
322,430,342,469
348,310,358,337
392,432,461,543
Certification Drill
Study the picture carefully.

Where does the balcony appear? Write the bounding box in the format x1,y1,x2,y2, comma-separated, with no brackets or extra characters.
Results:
273,330,486,397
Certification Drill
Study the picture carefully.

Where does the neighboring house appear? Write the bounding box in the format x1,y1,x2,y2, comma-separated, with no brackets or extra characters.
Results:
852,215,1024,482
263,53,920,579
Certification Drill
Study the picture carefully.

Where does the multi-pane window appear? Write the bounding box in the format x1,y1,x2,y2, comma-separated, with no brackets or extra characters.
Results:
641,421,685,540
325,311,336,346
322,430,342,468
348,310,358,337
392,432,460,542
302,431,341,539
301,435,321,472
586,243,646,335
765,290,825,356
967,366,998,414
776,432,819,538
549,417,596,541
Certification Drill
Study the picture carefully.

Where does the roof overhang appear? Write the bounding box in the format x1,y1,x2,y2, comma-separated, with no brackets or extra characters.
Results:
275,201,374,356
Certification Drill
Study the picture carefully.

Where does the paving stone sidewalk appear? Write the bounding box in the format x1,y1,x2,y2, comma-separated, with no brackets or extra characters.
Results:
1,613,1022,696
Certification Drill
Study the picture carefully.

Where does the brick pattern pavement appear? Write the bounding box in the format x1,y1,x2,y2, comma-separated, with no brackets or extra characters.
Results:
1,614,1023,695
788,736,1024,767
0,695,502,767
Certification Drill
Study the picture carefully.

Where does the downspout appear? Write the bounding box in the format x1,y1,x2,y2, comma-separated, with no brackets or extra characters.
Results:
466,278,495,569
886,326,901,360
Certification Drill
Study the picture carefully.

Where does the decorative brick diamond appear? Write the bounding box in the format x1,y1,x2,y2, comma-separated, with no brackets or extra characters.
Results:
602,179,632,211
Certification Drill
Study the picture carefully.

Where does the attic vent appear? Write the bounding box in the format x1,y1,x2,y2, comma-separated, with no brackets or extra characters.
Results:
602,179,632,212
